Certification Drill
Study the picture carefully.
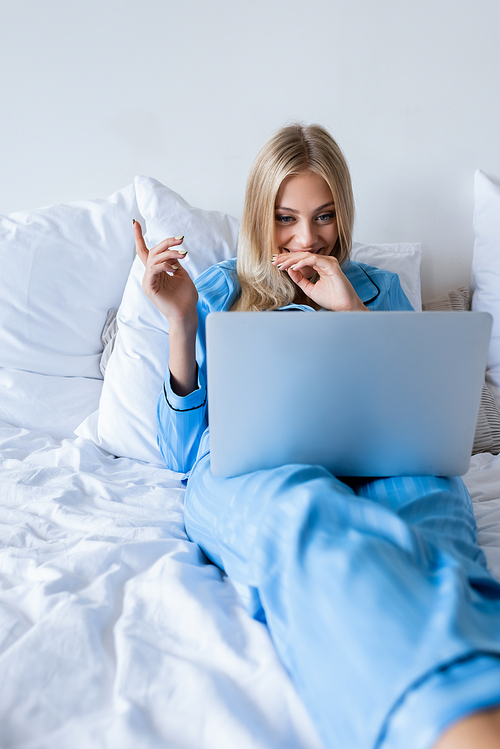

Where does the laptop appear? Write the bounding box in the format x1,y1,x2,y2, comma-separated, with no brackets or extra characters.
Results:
206,311,492,478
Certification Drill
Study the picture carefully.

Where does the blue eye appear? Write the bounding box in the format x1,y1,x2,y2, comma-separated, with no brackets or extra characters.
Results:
317,212,336,222
275,215,294,223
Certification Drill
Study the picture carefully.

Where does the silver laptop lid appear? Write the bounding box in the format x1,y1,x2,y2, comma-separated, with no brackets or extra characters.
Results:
206,311,492,478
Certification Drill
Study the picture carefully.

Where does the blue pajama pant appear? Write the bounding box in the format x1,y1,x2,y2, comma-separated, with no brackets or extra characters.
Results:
184,456,500,749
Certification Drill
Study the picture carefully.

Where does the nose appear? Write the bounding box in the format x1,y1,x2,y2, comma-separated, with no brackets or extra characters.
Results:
294,220,317,250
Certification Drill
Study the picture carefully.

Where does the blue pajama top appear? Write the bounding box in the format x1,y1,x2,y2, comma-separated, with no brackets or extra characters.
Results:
157,257,413,476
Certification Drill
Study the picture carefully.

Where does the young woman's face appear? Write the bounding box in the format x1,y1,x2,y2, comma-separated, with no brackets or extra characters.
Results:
274,171,339,267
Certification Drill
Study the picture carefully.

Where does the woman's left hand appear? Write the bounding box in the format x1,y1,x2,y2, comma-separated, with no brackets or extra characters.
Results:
272,252,368,311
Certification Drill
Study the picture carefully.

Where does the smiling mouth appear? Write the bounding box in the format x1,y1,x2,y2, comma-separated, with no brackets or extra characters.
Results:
283,248,323,254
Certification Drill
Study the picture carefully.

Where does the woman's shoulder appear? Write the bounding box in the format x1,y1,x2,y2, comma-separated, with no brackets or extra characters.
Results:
195,257,240,312
342,259,394,305
344,260,412,310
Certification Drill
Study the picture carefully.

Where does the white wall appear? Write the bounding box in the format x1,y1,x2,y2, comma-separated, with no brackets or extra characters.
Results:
1,0,499,300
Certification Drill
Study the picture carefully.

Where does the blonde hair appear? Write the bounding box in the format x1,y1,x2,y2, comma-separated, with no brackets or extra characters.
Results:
233,123,355,312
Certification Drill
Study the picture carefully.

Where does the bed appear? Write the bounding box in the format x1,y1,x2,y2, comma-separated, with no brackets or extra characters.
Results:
1,171,500,749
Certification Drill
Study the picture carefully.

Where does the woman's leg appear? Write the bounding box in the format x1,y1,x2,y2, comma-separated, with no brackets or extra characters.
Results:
184,458,500,749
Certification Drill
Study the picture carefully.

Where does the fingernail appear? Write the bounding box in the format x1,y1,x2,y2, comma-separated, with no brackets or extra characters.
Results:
132,219,136,225
291,264,297,270
175,235,184,240
178,249,188,254
277,263,283,269
272,254,277,259
172,265,179,270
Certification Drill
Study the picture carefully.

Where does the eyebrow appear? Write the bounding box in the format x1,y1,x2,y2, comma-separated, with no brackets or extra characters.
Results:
275,201,335,213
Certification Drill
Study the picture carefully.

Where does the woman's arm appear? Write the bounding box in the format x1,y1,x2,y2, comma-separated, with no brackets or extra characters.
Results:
156,367,208,474
134,221,207,473
168,319,198,396
133,220,199,396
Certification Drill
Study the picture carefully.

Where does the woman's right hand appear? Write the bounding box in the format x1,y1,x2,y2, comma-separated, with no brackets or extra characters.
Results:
134,220,199,395
133,220,198,326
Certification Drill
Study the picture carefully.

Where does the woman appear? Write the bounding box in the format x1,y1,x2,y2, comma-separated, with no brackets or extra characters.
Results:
134,124,500,749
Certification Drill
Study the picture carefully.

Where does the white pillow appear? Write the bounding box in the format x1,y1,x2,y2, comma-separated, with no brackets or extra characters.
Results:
472,170,500,408
0,368,103,441
351,242,422,311
77,232,421,465
134,175,240,277
76,183,240,465
0,184,138,379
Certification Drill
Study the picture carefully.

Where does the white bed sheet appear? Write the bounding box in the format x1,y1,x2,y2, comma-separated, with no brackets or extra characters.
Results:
0,422,323,749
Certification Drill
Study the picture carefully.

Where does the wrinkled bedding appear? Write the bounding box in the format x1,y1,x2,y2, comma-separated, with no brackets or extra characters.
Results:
0,422,323,749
